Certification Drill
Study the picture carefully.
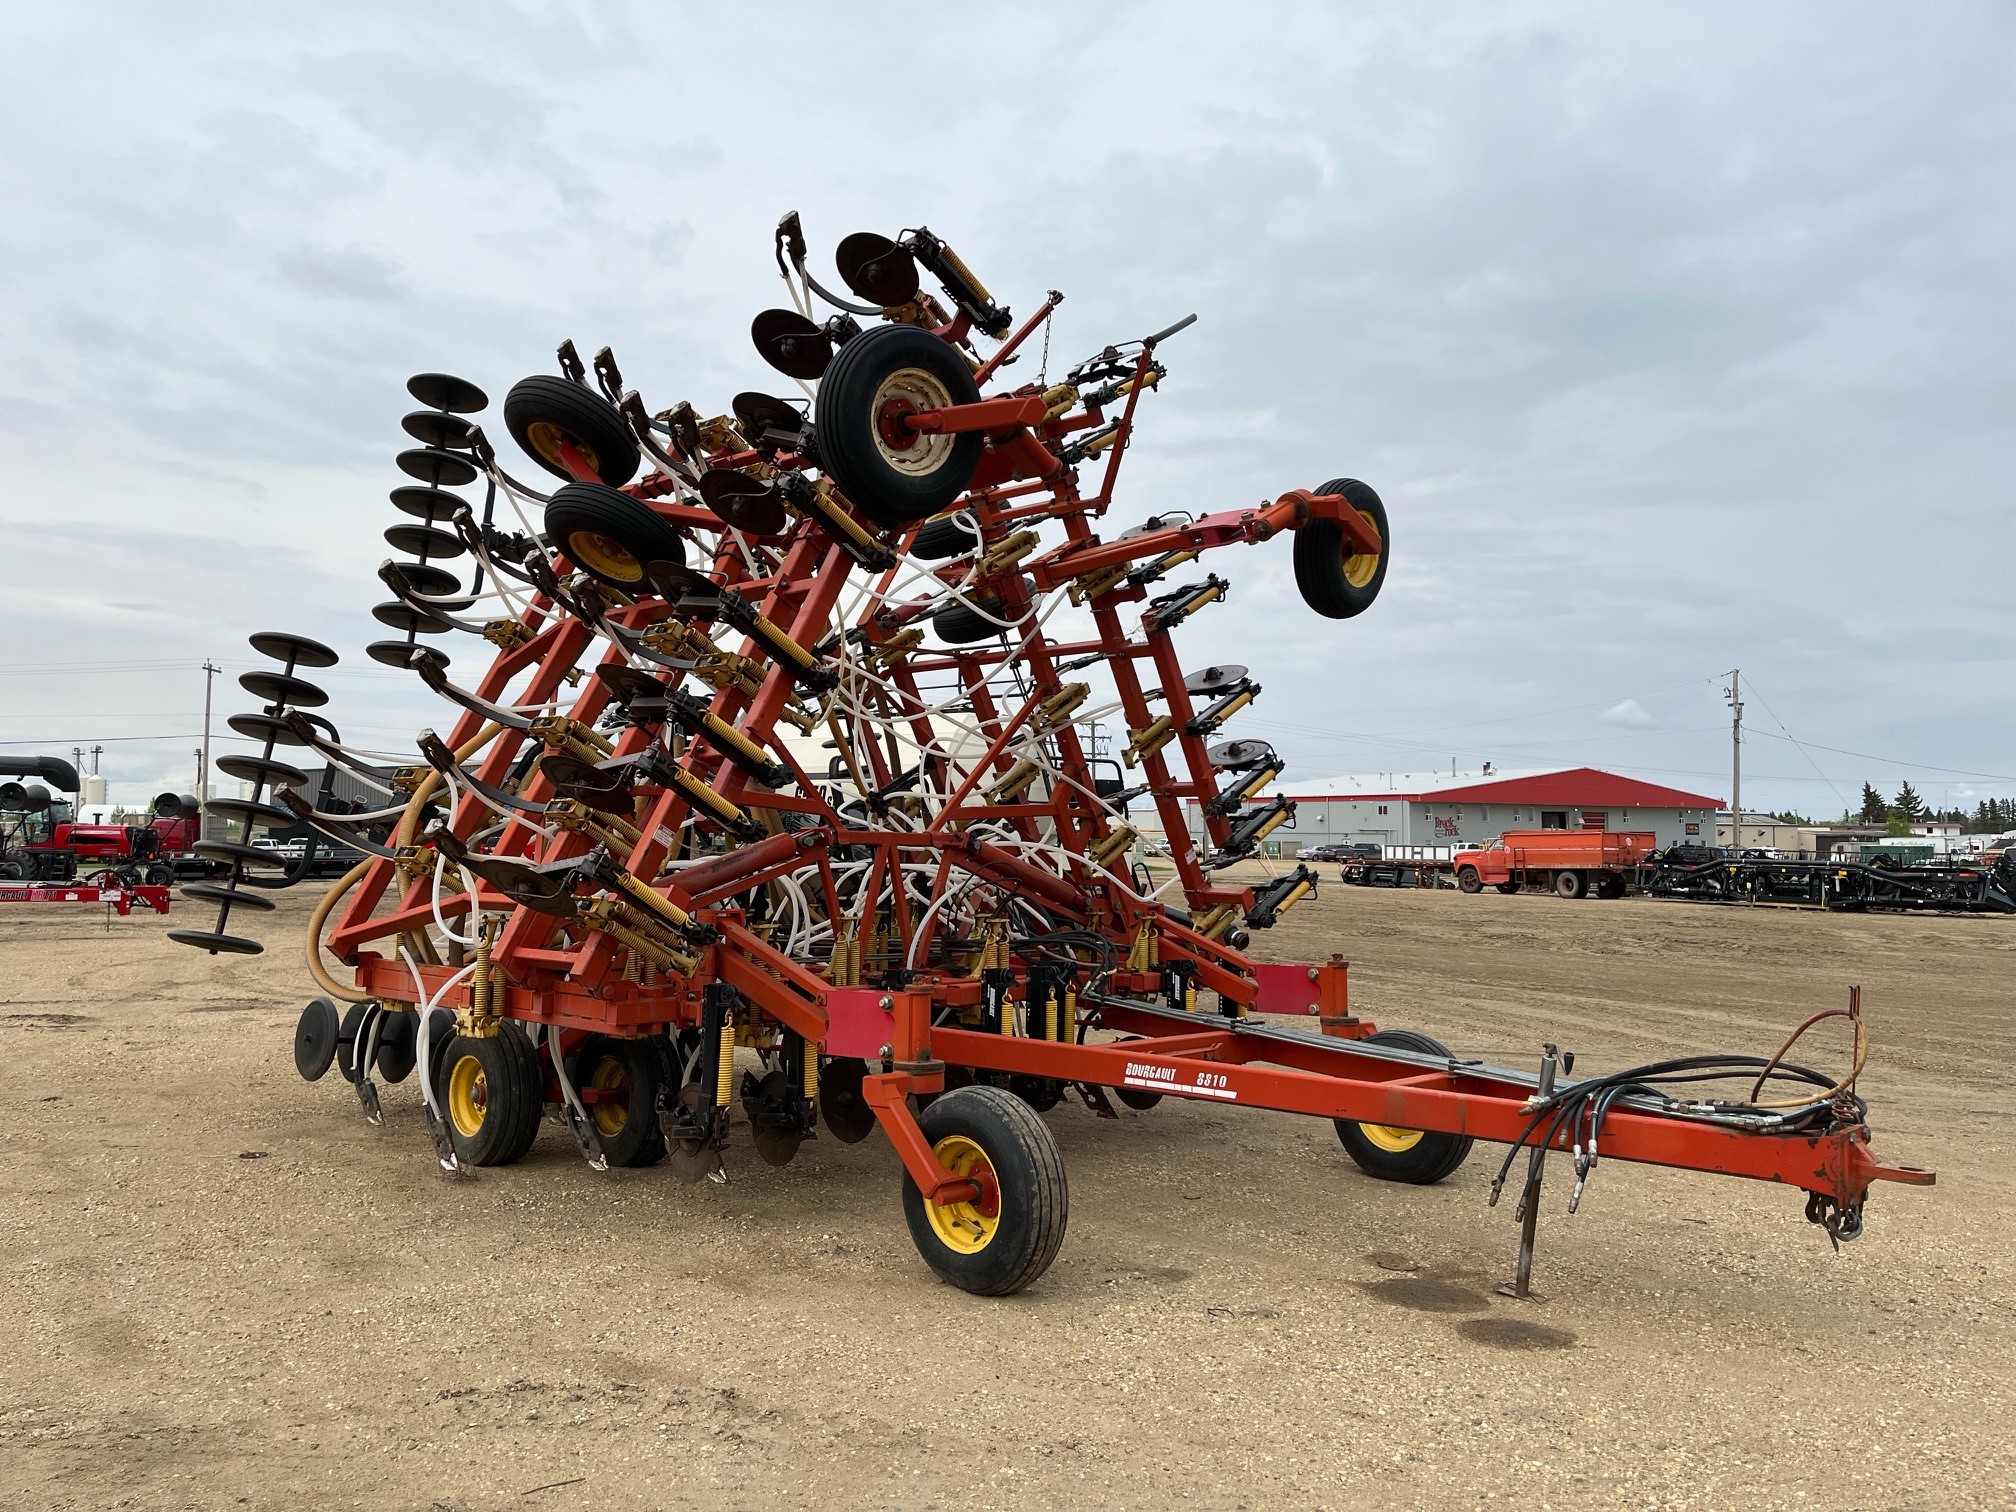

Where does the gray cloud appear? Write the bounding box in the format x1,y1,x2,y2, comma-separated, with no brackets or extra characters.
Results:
0,1,2008,814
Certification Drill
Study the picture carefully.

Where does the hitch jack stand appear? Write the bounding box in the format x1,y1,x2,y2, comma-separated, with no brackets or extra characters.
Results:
1497,1044,1560,1301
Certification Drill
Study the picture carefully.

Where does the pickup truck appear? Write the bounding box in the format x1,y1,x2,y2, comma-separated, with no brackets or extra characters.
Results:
1452,830,1656,900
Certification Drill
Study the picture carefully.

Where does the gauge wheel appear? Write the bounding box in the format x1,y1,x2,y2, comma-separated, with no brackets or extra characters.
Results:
570,1033,668,1168
435,1028,543,1167
1333,1029,1474,1184
544,482,686,591
899,1085,1069,1296
1293,478,1389,620
503,374,640,486
816,324,983,528
1494,880,1521,895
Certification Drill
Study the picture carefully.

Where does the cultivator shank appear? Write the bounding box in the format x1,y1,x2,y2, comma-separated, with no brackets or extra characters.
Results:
175,214,1930,1292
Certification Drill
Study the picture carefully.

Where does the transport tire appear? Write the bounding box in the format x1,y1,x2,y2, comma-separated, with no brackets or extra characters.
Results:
899,1085,1069,1296
816,324,984,528
570,1034,668,1168
1293,478,1388,620
435,1027,543,1167
1494,881,1521,895
1596,873,1627,900
544,482,686,591
503,373,640,487
910,512,982,560
1456,866,1482,894
1555,870,1587,900
1334,1029,1475,1185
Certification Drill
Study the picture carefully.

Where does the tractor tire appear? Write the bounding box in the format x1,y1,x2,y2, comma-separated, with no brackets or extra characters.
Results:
544,482,686,591
910,512,982,560
899,1085,1069,1296
1333,1029,1475,1184
1292,478,1389,620
570,1034,669,1168
1456,866,1482,894
1555,870,1588,900
816,324,983,528
435,1026,543,1167
503,374,640,487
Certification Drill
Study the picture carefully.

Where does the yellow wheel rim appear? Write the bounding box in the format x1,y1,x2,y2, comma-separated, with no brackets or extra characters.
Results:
1342,508,1382,589
585,1053,630,1139
924,1135,1001,1255
1359,1122,1425,1153
567,529,645,583
527,419,599,475
446,1054,489,1139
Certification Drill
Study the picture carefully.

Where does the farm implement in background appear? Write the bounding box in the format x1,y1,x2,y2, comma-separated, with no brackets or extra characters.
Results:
169,214,1931,1294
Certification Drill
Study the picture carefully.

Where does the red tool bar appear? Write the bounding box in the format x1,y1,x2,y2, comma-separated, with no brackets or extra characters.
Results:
905,394,1049,436
927,1026,1932,1204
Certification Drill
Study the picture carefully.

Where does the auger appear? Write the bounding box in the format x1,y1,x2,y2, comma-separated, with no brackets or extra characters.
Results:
173,214,1930,1295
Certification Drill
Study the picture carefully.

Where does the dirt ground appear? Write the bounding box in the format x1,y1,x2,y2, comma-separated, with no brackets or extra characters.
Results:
1,876,2010,1511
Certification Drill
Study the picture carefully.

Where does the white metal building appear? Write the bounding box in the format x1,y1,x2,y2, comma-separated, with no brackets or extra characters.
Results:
1186,766,1723,854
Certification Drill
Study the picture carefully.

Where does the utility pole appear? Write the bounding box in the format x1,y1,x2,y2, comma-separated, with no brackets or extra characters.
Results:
200,660,222,800
1725,669,1743,848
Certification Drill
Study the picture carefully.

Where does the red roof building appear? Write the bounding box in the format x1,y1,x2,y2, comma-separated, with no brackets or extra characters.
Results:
1185,766,1723,855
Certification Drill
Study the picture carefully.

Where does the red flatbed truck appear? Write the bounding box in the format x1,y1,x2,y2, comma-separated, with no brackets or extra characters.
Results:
1453,830,1656,899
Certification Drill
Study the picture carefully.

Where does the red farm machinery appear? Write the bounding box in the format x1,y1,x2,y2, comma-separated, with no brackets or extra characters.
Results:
168,214,1931,1294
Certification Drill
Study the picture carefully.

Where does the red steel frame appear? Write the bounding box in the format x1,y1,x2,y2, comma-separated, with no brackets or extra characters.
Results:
317,299,1930,1230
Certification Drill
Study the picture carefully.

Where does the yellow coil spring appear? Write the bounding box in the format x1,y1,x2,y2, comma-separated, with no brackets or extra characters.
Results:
802,1048,819,1100
714,1023,736,1107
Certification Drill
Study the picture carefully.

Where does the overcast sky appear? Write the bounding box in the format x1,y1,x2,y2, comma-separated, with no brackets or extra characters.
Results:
2,2,2009,821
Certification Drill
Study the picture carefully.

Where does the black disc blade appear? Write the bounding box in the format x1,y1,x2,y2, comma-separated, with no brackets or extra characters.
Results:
238,670,329,709
367,640,449,671
750,308,833,380
1207,738,1277,771
1185,664,1248,695
407,373,489,413
389,485,465,521
375,1010,418,1084
401,409,478,448
396,447,480,487
166,929,264,956
698,469,788,534
295,997,340,1081
180,882,276,912
248,631,340,669
372,600,453,635
215,753,309,789
835,231,920,306
384,523,468,560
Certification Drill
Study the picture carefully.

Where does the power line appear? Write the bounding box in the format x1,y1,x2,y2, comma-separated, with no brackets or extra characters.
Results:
1742,730,2013,783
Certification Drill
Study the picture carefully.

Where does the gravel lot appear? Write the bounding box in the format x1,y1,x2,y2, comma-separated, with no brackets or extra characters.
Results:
2,876,2010,1510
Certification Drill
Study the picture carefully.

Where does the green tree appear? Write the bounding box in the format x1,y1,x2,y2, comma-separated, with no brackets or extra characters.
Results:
1893,782,1925,822
1884,816,1910,837
1858,782,1887,824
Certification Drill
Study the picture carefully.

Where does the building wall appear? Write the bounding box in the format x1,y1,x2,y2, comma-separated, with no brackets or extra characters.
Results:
1187,796,1715,853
